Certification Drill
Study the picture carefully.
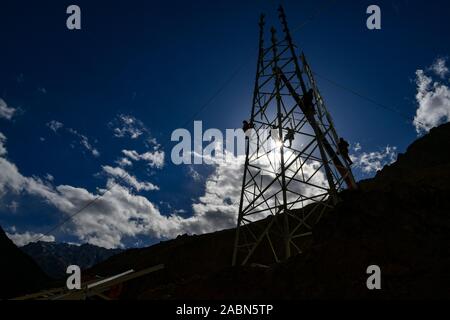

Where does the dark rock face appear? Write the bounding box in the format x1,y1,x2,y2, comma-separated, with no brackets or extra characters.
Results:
86,123,450,300
0,227,49,299
21,242,122,279
363,122,450,189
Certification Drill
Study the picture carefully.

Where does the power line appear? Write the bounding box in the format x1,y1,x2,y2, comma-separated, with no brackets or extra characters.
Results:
291,0,337,33
313,71,424,127
33,0,340,243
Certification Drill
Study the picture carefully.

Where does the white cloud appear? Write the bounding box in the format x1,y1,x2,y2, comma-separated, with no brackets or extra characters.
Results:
122,149,165,169
110,114,164,167
0,157,26,197
47,122,100,157
146,137,161,150
67,128,100,157
111,114,146,139
46,120,64,132
58,182,186,248
188,166,202,181
116,157,133,167
6,230,55,247
102,165,159,191
351,145,397,174
429,57,449,79
187,154,244,234
413,59,450,134
122,149,140,161
0,98,16,120
139,151,165,168
353,142,362,152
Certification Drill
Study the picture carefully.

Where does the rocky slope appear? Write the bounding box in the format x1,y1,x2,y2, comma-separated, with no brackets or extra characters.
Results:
21,241,122,279
85,123,450,299
0,227,49,299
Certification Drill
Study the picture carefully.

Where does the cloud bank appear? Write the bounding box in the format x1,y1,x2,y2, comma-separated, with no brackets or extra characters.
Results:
351,144,397,174
6,230,55,247
0,130,242,248
414,58,450,134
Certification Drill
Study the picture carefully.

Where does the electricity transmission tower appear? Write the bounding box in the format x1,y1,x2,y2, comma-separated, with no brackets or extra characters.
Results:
232,6,357,266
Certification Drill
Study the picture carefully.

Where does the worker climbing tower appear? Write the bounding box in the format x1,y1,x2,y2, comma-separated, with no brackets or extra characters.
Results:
232,6,357,266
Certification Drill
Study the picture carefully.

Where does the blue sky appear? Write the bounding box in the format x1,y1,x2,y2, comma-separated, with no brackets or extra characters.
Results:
1,0,450,248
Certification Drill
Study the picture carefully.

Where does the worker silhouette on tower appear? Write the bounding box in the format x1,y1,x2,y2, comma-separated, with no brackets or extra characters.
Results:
337,137,353,165
284,127,295,147
302,89,315,116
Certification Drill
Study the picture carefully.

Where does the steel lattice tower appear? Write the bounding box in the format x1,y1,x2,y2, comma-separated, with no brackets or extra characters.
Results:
232,6,357,266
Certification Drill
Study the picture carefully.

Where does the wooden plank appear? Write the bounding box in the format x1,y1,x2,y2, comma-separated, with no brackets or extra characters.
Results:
87,269,134,289
85,264,164,298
